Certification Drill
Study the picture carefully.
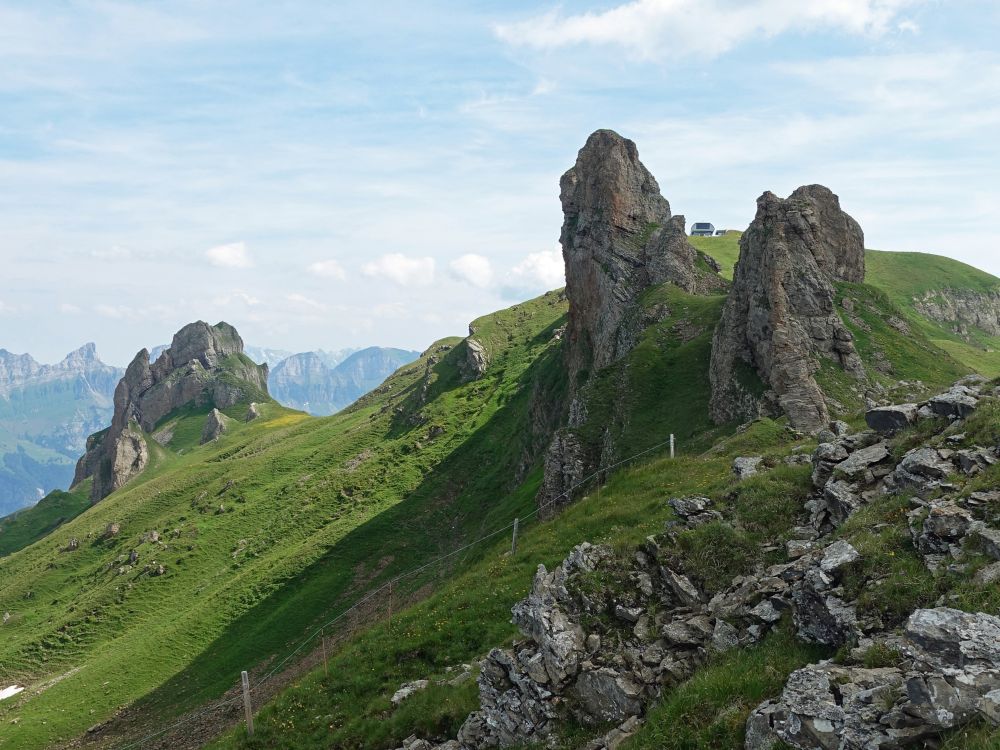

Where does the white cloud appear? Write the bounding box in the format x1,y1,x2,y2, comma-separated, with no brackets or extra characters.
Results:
449,253,494,288
495,0,924,60
212,291,261,308
308,259,347,280
59,303,81,314
206,241,252,269
503,248,565,298
95,303,126,319
285,292,328,312
361,253,436,286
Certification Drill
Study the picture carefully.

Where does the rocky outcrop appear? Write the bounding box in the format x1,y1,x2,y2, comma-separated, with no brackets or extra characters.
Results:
747,608,1000,749
537,130,725,514
74,321,268,502
200,408,229,444
560,129,724,389
458,338,489,382
537,432,588,519
913,287,1000,338
397,378,1000,750
709,185,866,433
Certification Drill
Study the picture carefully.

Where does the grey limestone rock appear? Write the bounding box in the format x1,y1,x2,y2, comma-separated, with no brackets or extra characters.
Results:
709,185,866,433
200,408,228,444
865,403,918,434
74,321,268,502
732,456,764,480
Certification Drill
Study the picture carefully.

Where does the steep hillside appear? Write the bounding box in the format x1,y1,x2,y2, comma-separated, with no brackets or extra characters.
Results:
865,250,1000,377
0,345,122,515
0,293,567,750
269,346,420,415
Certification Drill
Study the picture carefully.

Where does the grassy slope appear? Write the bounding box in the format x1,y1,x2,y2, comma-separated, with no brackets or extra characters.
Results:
212,375,999,750
866,249,1000,377
693,235,1000,377
204,280,818,749
0,484,92,557
0,292,567,750
205,271,980,750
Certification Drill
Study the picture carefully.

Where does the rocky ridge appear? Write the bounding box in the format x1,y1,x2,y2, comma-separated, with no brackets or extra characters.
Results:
709,185,867,433
74,321,268,502
914,287,1000,339
268,347,419,416
394,376,1000,749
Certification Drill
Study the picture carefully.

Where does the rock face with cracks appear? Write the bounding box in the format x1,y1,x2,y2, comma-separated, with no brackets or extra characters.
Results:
559,129,719,389
709,185,866,433
538,129,725,515
74,321,268,502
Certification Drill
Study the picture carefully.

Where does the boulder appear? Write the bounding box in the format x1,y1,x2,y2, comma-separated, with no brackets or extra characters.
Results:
391,680,429,706
244,402,261,422
831,441,890,480
709,185,866,432
732,456,763,480
792,587,858,647
200,408,228,444
573,668,644,724
819,540,860,574
896,447,954,481
865,403,918,434
928,385,979,420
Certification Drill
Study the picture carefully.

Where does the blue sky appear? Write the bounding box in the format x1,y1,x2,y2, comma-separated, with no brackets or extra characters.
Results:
2,0,999,364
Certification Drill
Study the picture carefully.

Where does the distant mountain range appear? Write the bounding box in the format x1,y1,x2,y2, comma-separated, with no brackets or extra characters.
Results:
268,347,421,415
0,340,419,516
0,344,122,516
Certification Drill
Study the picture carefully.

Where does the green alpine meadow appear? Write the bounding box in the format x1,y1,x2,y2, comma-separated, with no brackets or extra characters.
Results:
4,4,1000,749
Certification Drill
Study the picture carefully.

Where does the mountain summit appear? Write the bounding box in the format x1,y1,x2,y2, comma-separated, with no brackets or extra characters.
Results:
73,321,269,502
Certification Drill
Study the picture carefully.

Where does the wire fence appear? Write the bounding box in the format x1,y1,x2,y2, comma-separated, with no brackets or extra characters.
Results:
113,434,680,750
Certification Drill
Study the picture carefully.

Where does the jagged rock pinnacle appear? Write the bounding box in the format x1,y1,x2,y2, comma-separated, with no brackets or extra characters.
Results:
709,185,866,432
74,321,268,502
560,129,711,386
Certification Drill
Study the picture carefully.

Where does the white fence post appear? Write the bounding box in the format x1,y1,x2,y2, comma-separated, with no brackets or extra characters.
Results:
511,517,519,555
670,433,675,459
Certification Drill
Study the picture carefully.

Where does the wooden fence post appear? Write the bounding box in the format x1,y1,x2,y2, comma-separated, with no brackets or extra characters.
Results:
321,632,329,676
241,670,254,737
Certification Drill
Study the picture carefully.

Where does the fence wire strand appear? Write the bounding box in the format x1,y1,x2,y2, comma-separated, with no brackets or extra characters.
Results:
114,435,678,749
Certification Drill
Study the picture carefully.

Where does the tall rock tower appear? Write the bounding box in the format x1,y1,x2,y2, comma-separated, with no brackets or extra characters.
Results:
709,185,866,433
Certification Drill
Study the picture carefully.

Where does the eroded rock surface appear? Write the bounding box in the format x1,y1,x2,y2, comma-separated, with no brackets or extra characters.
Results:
74,321,268,502
747,608,1000,749
537,130,725,514
709,185,866,433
